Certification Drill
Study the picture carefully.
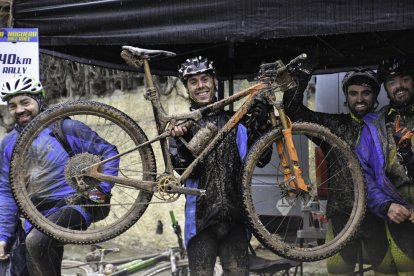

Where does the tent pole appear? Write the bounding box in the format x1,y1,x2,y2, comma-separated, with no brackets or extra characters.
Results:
228,40,235,111
218,80,224,100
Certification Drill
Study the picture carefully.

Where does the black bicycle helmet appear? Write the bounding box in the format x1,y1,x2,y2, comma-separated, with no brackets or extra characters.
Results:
178,56,215,83
342,68,380,96
377,57,414,83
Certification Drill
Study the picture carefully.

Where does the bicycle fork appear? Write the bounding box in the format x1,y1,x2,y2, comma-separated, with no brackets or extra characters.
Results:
272,103,310,197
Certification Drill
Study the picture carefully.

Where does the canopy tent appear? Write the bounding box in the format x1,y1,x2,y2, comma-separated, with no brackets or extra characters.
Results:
11,0,414,79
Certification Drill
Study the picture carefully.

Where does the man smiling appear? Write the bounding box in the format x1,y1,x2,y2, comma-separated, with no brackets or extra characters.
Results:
284,67,397,275
7,93,41,127
356,57,414,274
169,56,272,275
0,74,119,276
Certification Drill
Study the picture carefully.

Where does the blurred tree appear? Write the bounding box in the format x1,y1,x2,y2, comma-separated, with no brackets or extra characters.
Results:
0,0,10,28
0,1,182,133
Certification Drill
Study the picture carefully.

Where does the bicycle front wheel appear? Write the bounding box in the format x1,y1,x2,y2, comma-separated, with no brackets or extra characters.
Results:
242,122,365,261
10,100,156,244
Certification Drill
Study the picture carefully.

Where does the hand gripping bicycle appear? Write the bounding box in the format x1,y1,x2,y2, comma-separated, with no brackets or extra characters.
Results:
10,46,365,261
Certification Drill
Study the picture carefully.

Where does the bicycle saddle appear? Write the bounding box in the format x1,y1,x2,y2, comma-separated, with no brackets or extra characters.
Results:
122,46,176,58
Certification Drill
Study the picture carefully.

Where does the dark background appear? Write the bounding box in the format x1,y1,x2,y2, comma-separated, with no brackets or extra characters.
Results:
11,0,414,79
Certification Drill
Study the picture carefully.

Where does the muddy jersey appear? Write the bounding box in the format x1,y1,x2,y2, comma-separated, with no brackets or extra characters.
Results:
385,106,414,199
283,86,363,217
169,103,272,246
0,119,119,242
357,105,414,217
169,111,248,245
357,104,414,261
285,85,390,270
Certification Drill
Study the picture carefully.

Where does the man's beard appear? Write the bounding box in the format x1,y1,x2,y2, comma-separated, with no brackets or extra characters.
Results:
390,87,414,107
349,102,373,118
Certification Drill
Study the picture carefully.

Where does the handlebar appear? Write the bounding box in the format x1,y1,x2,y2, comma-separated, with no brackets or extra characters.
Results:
284,53,308,71
258,53,308,79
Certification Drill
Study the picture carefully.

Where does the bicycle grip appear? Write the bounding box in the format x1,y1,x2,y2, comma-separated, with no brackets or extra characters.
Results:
288,53,308,68
278,53,308,75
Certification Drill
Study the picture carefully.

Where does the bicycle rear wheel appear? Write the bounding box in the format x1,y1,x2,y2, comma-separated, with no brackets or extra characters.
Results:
10,100,156,244
242,122,365,261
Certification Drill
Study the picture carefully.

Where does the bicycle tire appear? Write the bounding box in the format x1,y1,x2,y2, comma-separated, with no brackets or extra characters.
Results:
241,122,365,261
10,100,156,244
142,260,223,276
61,259,93,276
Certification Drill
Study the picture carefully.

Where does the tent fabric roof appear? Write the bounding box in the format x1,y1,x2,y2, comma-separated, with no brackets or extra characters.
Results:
12,0,414,79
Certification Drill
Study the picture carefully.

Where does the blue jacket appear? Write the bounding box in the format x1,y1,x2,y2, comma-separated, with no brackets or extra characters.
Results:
355,110,407,220
0,119,119,243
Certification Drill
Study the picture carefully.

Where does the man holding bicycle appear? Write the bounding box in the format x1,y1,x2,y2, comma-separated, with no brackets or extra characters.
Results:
169,57,271,275
0,75,118,276
356,57,414,274
283,66,397,275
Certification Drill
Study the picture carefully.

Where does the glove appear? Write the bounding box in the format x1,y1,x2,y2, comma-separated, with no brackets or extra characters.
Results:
392,115,414,163
393,115,414,153
88,188,107,204
251,97,271,125
287,58,316,83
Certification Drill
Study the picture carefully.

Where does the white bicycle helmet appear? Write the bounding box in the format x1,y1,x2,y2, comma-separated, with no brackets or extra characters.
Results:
178,56,215,82
0,75,45,101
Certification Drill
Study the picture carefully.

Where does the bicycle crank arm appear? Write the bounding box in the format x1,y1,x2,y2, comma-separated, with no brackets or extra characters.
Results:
166,185,206,196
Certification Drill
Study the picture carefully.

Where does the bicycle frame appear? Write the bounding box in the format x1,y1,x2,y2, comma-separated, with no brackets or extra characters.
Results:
83,47,310,198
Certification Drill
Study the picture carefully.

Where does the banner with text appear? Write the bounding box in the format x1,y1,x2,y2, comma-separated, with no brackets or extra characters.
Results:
0,28,39,88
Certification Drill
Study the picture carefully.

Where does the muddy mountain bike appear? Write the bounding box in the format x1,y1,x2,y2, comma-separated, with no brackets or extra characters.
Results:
10,46,365,261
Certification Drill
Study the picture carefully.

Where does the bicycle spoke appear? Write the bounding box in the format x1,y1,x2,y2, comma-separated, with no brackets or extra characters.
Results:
11,101,156,244
242,123,365,261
